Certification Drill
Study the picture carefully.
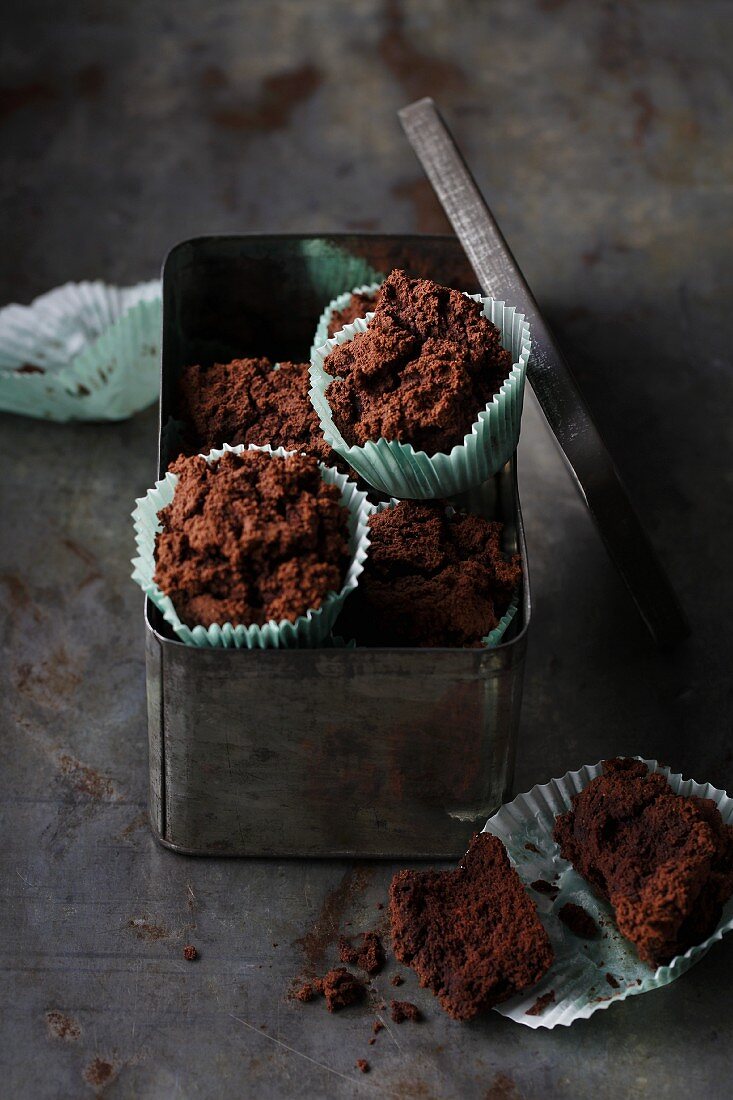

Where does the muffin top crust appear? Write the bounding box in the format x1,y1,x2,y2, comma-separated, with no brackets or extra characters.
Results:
177,357,332,463
322,268,511,454
154,450,350,628
337,500,520,648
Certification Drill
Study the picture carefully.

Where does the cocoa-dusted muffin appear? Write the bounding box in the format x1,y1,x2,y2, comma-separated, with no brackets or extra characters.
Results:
390,832,554,1021
322,269,512,454
553,758,733,967
337,501,520,647
326,289,381,339
154,450,350,628
177,357,332,463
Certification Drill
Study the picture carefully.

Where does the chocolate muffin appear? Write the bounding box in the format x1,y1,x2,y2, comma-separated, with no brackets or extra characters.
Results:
390,832,554,1021
554,758,733,967
322,269,512,454
177,357,332,463
326,289,381,339
337,501,521,647
154,450,351,628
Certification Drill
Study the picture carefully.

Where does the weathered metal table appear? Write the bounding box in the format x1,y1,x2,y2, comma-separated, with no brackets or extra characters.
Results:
2,1,732,1096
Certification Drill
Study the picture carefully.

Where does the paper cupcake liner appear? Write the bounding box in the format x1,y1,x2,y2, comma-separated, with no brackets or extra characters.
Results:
372,499,519,648
310,281,383,360
482,758,733,1029
0,279,161,421
310,295,531,499
131,443,373,649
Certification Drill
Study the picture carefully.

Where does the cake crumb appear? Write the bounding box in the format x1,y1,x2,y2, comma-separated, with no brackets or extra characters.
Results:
391,1000,422,1023
558,903,599,939
183,944,198,961
524,842,541,854
355,1059,370,1074
293,982,318,1003
338,931,385,975
530,879,559,899
526,990,555,1016
372,1020,384,1034
606,973,620,989
390,974,404,987
321,968,366,1012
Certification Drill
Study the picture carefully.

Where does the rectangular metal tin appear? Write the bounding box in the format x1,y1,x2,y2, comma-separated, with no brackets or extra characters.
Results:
147,234,530,857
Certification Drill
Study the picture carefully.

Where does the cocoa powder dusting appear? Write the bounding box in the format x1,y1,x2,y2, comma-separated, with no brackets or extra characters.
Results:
177,358,333,463
553,757,733,966
154,451,350,628
323,268,511,453
390,833,553,1021
327,290,380,339
338,501,520,648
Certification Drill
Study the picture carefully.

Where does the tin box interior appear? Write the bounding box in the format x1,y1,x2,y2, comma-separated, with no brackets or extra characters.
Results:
147,234,530,858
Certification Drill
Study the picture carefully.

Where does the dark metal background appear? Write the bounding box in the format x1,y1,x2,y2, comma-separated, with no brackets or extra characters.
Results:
2,1,732,1096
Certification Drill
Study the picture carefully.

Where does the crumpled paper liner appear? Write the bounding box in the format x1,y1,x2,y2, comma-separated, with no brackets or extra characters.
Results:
310,280,383,360
0,279,161,420
483,758,733,1028
309,296,531,499
131,443,373,648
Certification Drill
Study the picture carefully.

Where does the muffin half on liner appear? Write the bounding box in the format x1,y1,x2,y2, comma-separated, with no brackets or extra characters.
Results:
483,759,733,1029
310,281,383,359
309,296,531,500
131,443,373,648
0,279,161,421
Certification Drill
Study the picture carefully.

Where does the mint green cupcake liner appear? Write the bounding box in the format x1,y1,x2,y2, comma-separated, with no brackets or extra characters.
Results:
373,499,519,648
483,758,733,1029
310,280,383,359
309,296,531,500
131,443,373,649
0,279,161,421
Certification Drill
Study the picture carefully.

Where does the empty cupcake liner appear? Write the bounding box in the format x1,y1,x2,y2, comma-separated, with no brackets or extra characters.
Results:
0,279,161,421
131,443,373,649
309,296,531,499
310,280,383,359
482,758,733,1029
372,498,520,648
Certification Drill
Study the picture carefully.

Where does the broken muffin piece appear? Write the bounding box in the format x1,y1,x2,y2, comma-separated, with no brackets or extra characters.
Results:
389,832,554,1021
553,757,733,967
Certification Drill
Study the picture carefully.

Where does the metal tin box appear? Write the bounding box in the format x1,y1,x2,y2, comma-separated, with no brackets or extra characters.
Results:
147,234,530,858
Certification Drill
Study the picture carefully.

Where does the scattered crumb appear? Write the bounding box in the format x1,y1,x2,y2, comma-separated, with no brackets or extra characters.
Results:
390,974,404,987
530,879,559,899
372,1020,384,1035
272,942,278,948
183,944,198,961
606,973,620,989
391,1000,422,1023
83,1060,115,1088
368,1037,376,1046
526,990,555,1016
558,902,599,939
322,968,366,1012
293,982,318,1003
376,903,384,910
338,931,385,975
356,1059,370,1073
524,842,541,854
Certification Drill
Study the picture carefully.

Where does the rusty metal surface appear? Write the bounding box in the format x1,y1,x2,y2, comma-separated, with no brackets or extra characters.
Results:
2,0,733,1096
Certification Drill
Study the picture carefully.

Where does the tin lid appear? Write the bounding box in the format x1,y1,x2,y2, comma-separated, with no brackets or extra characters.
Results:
399,97,689,650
